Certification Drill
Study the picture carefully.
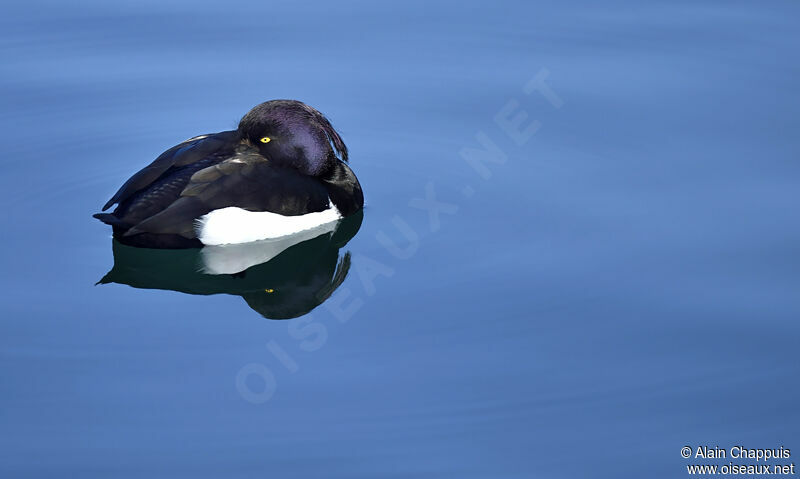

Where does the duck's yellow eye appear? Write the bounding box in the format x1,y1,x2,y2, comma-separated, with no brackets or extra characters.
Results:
260,137,271,144
264,288,274,293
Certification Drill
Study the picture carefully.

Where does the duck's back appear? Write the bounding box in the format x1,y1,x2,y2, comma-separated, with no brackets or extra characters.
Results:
102,131,240,212
94,131,238,247
110,155,222,230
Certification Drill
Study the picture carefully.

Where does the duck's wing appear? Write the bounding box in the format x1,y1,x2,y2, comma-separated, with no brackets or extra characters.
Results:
101,130,239,211
122,153,332,239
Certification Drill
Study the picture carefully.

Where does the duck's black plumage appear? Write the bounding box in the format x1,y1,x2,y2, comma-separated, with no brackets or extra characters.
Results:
94,100,363,248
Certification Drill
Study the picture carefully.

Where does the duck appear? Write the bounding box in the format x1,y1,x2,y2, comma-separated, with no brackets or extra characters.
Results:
94,100,363,249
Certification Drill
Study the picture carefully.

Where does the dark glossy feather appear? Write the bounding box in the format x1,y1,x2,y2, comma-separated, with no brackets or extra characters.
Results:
101,131,239,211
122,150,332,238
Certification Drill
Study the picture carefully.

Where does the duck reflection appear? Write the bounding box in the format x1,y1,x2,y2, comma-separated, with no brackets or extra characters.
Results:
98,211,363,319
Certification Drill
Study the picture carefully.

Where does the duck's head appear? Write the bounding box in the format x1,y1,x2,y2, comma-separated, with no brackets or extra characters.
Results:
238,100,348,177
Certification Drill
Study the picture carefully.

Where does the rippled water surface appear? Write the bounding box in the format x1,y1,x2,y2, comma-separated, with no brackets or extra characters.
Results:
2,1,799,477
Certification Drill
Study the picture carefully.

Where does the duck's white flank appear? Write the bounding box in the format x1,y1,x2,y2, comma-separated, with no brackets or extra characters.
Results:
196,201,342,246
200,221,340,275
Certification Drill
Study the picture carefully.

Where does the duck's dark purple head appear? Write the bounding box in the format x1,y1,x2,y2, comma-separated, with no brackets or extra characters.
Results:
238,100,348,177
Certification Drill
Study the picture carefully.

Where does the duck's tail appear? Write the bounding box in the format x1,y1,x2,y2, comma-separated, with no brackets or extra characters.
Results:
93,212,126,228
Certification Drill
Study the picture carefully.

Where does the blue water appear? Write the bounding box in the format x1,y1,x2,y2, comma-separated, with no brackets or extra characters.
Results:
2,1,799,477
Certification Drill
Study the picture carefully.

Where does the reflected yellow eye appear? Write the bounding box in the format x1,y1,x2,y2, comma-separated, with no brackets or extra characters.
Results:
260,137,271,143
